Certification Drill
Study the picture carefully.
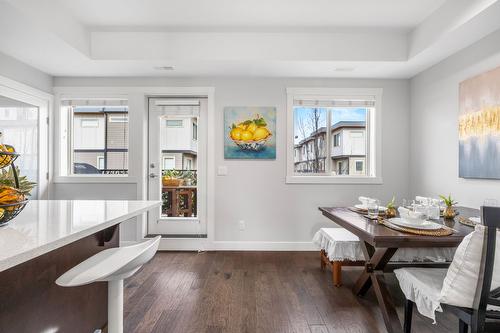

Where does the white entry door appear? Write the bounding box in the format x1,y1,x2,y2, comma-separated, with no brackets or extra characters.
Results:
147,97,207,237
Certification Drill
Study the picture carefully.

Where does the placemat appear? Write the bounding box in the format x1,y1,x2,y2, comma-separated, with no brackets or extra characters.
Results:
380,220,454,236
458,216,477,227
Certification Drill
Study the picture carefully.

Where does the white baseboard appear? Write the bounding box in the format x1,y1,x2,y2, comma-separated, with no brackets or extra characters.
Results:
212,241,318,251
124,238,318,251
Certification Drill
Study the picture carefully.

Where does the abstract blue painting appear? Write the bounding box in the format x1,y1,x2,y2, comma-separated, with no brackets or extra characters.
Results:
459,65,500,179
224,106,276,159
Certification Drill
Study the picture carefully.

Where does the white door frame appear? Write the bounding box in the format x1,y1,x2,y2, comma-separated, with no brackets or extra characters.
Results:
0,75,53,199
144,88,215,250
147,97,207,236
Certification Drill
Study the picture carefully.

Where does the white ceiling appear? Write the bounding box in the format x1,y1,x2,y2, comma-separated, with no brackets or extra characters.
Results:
0,0,499,79
58,0,445,30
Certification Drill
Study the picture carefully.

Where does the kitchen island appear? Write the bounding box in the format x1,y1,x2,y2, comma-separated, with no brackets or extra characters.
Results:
0,200,161,333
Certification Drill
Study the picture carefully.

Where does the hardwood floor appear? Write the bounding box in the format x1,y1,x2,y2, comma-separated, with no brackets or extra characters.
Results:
124,251,457,333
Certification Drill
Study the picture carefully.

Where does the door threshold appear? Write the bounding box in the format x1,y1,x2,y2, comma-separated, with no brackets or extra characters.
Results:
146,234,208,239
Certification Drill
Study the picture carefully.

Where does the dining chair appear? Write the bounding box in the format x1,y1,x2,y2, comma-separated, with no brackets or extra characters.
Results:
395,206,500,333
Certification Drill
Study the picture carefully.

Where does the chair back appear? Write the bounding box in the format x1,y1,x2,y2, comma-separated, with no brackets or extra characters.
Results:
472,206,500,332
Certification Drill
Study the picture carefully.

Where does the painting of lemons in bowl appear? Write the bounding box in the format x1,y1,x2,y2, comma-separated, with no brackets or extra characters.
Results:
224,107,276,159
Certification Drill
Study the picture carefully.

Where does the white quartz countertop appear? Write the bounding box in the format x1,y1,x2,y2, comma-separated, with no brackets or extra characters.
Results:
0,200,161,272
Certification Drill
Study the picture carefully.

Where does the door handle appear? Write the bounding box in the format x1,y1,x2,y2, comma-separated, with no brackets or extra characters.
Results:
149,173,159,178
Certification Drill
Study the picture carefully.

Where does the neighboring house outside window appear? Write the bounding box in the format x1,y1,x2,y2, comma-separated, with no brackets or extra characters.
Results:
66,100,129,175
287,87,381,184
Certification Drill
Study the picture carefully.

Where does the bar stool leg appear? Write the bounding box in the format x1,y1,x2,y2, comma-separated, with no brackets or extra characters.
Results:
108,279,124,333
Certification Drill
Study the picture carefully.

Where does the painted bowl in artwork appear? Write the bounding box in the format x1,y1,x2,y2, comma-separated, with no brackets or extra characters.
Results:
232,135,272,151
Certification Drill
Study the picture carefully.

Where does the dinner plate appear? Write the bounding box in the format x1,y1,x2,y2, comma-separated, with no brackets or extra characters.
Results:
354,204,388,212
388,217,442,230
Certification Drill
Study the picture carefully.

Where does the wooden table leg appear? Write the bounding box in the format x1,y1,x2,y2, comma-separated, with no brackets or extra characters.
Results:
371,271,403,333
353,243,395,296
352,245,402,333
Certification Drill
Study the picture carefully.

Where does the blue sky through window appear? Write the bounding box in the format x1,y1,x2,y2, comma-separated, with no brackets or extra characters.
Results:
294,107,366,143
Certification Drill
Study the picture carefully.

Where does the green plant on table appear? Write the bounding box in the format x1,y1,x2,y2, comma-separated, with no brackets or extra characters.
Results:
439,194,458,207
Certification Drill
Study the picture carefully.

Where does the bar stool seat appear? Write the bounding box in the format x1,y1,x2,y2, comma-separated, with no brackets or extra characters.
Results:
56,236,161,333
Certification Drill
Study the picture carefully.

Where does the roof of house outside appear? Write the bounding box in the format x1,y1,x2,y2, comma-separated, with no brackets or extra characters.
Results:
295,121,366,147
73,107,128,113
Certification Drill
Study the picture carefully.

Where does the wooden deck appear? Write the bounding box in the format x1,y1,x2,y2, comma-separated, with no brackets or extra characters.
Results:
124,251,458,333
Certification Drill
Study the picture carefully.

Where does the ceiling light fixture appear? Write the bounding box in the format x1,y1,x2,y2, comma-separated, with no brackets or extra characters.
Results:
153,66,175,71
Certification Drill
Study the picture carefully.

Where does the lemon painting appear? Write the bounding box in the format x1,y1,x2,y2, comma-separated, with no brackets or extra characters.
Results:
224,107,276,159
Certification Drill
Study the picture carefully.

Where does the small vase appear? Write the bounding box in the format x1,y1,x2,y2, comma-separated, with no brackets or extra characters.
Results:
386,207,397,218
443,206,456,219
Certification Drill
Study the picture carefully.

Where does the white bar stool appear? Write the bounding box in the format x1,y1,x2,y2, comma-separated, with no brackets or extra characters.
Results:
56,236,161,333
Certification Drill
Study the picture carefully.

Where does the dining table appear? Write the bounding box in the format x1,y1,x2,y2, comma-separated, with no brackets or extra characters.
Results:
318,206,479,333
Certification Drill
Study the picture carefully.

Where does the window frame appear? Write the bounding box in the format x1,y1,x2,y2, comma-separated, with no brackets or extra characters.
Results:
97,156,105,170
286,87,382,184
162,156,176,170
53,92,133,183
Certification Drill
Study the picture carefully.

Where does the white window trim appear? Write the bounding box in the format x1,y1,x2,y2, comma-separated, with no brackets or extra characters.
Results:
53,91,134,183
0,75,52,198
286,87,383,184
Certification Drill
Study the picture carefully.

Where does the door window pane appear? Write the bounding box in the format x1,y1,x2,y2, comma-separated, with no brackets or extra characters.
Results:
161,116,198,218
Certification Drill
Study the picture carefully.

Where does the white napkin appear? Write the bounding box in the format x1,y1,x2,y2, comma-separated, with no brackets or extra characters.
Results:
398,207,410,218
469,217,481,224
398,207,424,219
358,196,375,207
415,196,429,204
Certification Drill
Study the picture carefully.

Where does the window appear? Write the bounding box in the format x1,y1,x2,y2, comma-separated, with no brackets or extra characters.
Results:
166,119,183,127
59,98,129,176
81,119,99,128
109,115,128,123
192,121,198,140
333,133,340,147
287,88,382,184
356,160,363,172
97,156,105,169
185,158,192,170
162,156,175,170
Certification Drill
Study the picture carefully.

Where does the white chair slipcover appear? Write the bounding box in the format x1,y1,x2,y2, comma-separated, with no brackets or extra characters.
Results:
313,228,456,263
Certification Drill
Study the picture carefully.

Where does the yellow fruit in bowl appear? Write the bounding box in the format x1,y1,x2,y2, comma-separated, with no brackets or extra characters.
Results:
240,130,253,141
253,127,270,141
246,122,258,133
236,123,247,130
230,128,243,140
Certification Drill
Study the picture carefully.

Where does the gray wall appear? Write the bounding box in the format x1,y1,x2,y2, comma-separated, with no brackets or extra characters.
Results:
410,29,500,208
0,52,52,93
54,76,411,243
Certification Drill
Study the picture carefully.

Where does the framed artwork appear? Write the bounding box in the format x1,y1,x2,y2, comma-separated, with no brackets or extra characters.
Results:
224,106,276,159
459,65,500,179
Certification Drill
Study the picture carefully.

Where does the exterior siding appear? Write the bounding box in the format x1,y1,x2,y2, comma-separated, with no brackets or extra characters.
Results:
74,151,102,168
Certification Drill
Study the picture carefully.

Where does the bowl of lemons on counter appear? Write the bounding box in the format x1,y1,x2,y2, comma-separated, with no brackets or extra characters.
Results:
229,115,272,151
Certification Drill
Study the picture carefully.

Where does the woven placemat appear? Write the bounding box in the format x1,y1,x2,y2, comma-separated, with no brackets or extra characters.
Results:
380,220,454,236
458,216,477,227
